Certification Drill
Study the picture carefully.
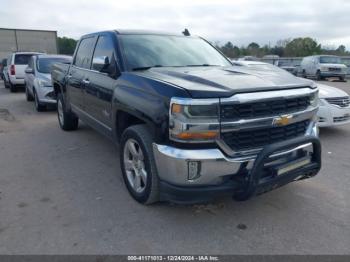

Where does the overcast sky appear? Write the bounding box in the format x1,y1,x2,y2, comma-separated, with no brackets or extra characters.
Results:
1,0,350,49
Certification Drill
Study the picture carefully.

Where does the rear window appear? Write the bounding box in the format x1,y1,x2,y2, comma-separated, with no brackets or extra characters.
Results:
14,54,34,65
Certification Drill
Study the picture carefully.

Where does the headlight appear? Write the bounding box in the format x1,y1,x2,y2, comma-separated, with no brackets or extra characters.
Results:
37,79,52,87
319,98,326,106
310,92,319,107
169,98,219,142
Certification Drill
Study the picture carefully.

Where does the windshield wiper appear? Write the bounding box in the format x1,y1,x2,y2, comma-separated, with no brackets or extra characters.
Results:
132,65,163,71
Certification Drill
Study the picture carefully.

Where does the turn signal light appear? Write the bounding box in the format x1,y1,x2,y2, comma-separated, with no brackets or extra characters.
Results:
10,65,15,75
174,131,218,140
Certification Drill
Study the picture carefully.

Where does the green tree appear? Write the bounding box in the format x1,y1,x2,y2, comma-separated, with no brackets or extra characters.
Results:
57,37,78,55
247,42,260,56
284,37,321,57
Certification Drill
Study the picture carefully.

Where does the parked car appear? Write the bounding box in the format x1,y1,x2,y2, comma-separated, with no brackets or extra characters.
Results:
2,59,10,89
0,58,6,80
317,84,350,127
51,30,321,204
274,60,300,76
7,51,43,92
299,55,347,81
340,56,350,78
24,54,72,111
233,61,350,128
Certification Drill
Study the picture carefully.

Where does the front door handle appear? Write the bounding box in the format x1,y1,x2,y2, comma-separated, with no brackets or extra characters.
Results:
82,79,90,85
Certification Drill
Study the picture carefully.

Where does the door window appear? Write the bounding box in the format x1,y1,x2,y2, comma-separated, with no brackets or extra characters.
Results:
74,37,96,69
92,35,116,72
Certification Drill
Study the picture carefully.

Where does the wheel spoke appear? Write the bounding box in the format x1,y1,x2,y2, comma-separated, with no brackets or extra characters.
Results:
124,160,134,171
140,168,147,184
127,141,139,158
134,172,141,191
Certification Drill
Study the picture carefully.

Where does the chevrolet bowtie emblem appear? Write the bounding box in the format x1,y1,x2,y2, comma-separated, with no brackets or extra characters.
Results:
273,115,293,126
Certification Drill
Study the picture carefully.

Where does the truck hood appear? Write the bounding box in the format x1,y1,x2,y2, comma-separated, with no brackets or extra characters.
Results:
136,66,314,98
318,83,349,98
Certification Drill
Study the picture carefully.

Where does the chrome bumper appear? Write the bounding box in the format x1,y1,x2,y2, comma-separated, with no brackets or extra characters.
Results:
153,122,319,186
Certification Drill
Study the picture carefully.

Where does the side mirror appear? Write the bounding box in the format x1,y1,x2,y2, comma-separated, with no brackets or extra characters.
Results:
25,67,34,74
92,56,110,72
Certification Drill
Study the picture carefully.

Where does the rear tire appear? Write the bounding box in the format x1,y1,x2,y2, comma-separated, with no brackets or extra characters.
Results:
9,82,17,93
120,124,159,204
33,89,46,112
340,76,346,81
57,93,79,131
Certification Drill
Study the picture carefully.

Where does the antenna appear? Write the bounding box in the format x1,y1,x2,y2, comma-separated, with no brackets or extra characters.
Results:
182,29,190,36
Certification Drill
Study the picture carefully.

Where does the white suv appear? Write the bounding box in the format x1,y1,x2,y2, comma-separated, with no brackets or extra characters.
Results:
7,52,43,92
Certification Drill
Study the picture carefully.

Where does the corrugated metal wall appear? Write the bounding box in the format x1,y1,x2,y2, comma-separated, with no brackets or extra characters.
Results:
0,28,57,59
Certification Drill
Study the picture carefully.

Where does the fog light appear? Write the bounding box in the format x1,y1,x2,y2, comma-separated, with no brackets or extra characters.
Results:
188,161,201,180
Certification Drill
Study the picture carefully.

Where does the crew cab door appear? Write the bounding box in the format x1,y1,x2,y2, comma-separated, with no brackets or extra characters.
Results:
67,36,97,112
83,34,119,131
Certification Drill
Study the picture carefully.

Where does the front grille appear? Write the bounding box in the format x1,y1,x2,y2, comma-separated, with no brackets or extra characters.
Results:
221,120,310,151
334,115,350,123
325,97,350,108
221,96,311,120
329,68,341,72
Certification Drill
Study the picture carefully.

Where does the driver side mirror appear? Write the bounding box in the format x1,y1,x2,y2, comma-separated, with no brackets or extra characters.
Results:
92,56,110,73
25,67,34,74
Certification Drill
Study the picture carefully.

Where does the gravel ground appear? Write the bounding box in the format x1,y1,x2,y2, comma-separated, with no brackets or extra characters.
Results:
0,80,349,255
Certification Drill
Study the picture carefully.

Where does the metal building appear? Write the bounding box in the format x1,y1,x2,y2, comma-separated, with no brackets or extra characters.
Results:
0,28,58,59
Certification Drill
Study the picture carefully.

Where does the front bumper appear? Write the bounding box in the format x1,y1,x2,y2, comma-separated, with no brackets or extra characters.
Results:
318,104,350,127
320,71,346,78
153,123,321,203
36,86,56,104
9,76,25,85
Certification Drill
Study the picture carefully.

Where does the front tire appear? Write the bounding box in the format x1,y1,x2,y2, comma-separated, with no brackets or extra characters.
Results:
316,70,321,81
57,93,78,131
33,89,46,112
120,125,159,204
25,85,34,101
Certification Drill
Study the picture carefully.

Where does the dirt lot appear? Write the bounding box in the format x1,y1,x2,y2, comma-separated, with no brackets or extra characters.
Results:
0,80,349,254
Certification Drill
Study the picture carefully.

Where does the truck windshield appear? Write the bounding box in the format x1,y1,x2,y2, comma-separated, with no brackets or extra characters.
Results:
119,34,231,70
319,56,342,64
37,57,72,73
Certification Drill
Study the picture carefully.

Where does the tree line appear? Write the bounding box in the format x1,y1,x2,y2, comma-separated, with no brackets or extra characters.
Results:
57,36,350,58
215,37,350,59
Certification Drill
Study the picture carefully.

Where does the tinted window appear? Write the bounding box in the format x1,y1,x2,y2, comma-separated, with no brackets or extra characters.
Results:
28,57,34,69
320,56,342,64
92,35,115,71
37,57,72,73
119,35,231,70
74,37,96,69
2,59,7,66
15,54,33,65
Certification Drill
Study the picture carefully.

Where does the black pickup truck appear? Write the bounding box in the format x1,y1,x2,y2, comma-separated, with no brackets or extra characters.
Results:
51,30,321,204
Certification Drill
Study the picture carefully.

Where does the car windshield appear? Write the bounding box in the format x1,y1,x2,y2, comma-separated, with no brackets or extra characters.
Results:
119,34,231,70
319,56,342,64
15,54,34,65
37,57,71,73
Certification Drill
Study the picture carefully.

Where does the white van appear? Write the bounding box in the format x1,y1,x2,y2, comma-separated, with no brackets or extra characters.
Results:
300,55,347,81
7,52,43,92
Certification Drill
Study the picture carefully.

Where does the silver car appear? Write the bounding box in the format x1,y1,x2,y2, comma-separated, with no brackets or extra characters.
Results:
24,54,72,111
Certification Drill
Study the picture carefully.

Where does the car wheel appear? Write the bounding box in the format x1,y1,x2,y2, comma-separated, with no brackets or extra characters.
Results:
302,70,307,78
316,70,321,81
340,76,346,81
25,85,34,101
57,92,79,131
9,82,17,93
4,79,9,89
33,89,46,112
120,124,159,204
